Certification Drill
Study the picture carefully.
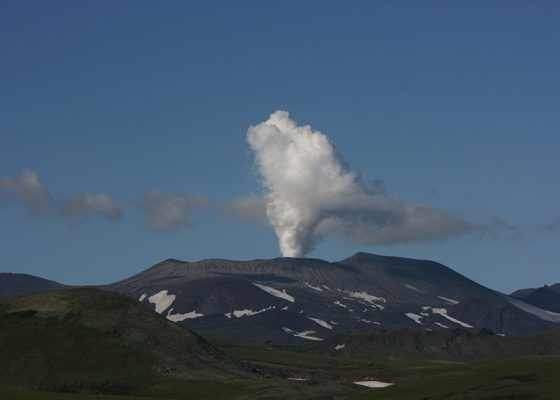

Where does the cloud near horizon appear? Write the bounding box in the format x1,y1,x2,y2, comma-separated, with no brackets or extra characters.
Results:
243,111,474,257
1,169,124,224
137,190,209,231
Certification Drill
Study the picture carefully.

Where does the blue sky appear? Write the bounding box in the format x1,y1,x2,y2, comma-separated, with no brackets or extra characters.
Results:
1,1,559,292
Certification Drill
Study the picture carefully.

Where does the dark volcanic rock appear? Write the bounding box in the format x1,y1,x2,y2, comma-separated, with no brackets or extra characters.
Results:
104,253,560,344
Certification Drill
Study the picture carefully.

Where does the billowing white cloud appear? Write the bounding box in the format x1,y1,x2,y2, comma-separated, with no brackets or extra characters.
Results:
1,170,53,215
223,193,267,224
63,192,124,223
137,190,209,231
247,111,472,257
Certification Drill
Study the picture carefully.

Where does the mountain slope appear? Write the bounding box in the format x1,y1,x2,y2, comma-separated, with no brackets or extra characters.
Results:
106,253,560,344
511,283,560,313
0,288,255,395
0,273,66,297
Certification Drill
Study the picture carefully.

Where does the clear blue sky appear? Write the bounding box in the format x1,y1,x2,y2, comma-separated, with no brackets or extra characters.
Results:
1,1,559,292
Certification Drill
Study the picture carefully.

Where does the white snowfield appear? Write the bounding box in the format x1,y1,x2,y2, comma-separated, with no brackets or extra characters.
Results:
405,312,423,325
438,296,459,305
307,317,333,329
335,343,346,350
426,307,473,328
139,293,147,302
504,295,560,323
354,380,394,388
434,321,449,329
148,290,176,314
253,283,295,302
282,327,323,341
166,308,204,322
225,306,273,319
303,281,324,291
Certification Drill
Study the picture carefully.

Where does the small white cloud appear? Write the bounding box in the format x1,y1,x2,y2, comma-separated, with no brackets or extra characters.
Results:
223,193,267,224
137,190,209,231
1,170,53,215
62,192,124,223
2,169,123,225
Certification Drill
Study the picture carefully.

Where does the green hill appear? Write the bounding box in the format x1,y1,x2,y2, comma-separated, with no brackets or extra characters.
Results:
0,288,255,396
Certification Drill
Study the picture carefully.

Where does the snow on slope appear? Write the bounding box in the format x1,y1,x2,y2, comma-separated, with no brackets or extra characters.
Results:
148,290,175,314
303,282,323,291
282,327,323,341
425,307,473,328
253,283,295,302
504,295,560,323
354,380,394,388
307,317,333,329
225,306,274,318
166,308,204,322
438,296,459,305
405,312,423,325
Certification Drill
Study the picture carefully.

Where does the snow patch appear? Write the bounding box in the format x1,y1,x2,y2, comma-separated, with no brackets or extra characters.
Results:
253,283,295,302
429,307,473,328
345,290,385,310
405,312,423,325
307,317,333,329
335,344,346,350
166,308,204,322
334,300,347,308
354,380,394,388
294,330,323,341
303,282,323,292
288,378,308,381
139,293,147,302
405,284,421,292
358,318,380,325
148,290,175,314
434,322,449,329
438,296,459,305
225,306,273,318
282,327,323,341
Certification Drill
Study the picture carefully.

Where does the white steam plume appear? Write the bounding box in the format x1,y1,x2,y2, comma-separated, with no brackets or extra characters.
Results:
247,111,472,257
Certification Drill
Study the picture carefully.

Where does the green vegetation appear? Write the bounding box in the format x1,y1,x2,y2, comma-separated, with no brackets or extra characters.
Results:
309,328,560,362
1,288,559,399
